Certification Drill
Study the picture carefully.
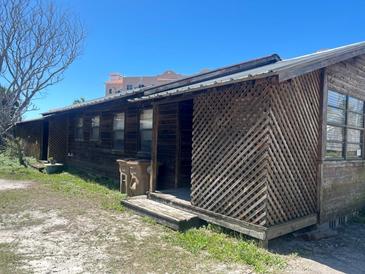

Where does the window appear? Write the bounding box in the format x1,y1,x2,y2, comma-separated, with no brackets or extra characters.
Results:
139,109,153,154
90,115,100,141
75,117,83,141
113,113,125,150
127,84,133,90
138,84,144,88
326,90,364,159
109,88,113,94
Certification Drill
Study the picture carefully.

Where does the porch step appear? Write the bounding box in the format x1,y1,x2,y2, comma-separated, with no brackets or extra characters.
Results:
122,196,202,231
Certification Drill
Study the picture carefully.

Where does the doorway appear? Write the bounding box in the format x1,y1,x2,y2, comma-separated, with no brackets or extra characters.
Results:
41,120,49,160
155,99,193,195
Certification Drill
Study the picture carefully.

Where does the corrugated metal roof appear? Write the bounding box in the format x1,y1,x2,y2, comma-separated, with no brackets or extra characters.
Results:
43,41,365,113
130,41,365,102
42,54,280,115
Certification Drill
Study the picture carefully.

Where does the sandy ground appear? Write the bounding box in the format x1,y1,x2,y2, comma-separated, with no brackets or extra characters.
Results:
0,178,364,274
0,179,34,191
0,179,250,274
270,223,365,274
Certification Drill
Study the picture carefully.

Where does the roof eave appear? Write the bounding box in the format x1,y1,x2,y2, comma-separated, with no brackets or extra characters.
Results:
277,44,365,82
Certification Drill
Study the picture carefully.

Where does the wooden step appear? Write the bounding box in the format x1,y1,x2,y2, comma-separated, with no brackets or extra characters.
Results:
122,196,202,231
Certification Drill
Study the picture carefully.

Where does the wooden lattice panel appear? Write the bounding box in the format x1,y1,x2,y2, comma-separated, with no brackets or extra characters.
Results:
191,80,272,226
48,115,68,162
266,71,321,226
191,72,321,227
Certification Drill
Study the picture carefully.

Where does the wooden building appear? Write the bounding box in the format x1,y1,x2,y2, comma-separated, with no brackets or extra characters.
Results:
16,42,365,244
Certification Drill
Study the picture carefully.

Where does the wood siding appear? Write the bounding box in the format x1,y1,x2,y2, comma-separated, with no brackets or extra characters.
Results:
66,103,142,179
191,72,321,227
320,55,365,223
15,120,43,159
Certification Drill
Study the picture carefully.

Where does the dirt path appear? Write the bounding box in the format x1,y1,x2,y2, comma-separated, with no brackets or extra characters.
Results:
0,179,34,191
0,179,250,274
271,223,365,274
1,178,364,274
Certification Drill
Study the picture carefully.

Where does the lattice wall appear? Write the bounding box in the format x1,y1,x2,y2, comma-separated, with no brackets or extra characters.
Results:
191,80,273,226
48,115,68,162
266,71,321,226
191,72,321,227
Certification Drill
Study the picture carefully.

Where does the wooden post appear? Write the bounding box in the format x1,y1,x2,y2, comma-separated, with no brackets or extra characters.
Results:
174,102,181,188
150,104,159,193
317,68,328,224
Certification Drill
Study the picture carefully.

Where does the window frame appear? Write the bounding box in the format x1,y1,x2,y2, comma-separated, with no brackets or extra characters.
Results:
138,108,153,155
113,112,125,151
75,117,84,141
90,115,100,142
326,90,365,160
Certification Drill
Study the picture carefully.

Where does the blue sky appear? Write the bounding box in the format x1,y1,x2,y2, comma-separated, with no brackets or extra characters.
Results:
27,0,365,118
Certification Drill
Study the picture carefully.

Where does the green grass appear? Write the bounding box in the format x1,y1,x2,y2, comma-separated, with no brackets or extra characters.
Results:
168,225,286,274
0,243,24,274
0,153,287,273
0,154,125,212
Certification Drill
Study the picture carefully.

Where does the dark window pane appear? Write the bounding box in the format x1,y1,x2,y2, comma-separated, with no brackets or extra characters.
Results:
328,90,346,109
327,107,345,125
348,97,363,113
141,140,152,153
114,130,124,141
348,112,363,128
113,130,124,150
326,142,343,158
326,125,344,142
76,128,83,140
91,127,99,140
113,140,124,150
140,129,152,153
346,143,362,158
347,129,361,143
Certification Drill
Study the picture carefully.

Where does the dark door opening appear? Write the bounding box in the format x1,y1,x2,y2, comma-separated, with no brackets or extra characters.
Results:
41,120,49,160
156,99,193,192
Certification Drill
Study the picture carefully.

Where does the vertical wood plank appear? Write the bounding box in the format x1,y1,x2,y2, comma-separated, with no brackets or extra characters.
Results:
150,104,159,193
317,68,327,221
175,102,181,188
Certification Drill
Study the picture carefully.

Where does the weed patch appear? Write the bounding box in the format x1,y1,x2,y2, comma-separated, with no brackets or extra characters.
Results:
0,154,125,212
168,225,286,273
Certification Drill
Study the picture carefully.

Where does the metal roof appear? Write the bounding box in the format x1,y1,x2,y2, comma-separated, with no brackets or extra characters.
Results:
42,41,365,113
42,54,280,115
130,41,365,102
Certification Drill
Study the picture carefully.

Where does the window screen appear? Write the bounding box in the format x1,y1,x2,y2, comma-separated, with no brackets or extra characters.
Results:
139,109,153,154
113,113,125,150
75,117,83,141
90,115,100,141
326,90,364,159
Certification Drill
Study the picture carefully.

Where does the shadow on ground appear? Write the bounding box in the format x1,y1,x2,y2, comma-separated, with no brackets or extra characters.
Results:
270,222,365,274
66,167,119,191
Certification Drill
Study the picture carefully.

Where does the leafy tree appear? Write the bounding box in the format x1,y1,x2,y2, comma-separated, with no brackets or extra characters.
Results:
73,97,86,104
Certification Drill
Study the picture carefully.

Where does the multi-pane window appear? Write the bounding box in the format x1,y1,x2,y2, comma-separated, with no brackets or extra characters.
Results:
75,117,83,141
326,90,364,159
90,115,100,141
139,109,153,154
113,113,125,150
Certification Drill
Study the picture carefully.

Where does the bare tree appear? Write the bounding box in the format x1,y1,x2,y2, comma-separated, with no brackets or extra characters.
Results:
0,0,84,144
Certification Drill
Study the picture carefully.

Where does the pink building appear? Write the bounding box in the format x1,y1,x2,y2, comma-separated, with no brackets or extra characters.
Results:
105,70,186,96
